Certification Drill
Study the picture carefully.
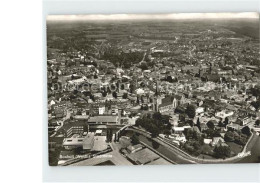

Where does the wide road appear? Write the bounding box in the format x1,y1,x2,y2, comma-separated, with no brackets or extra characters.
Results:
237,132,260,163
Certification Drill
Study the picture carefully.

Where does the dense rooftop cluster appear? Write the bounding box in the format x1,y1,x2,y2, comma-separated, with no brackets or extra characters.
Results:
47,19,260,165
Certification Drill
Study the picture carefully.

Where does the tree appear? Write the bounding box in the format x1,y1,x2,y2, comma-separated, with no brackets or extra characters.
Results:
102,91,107,97
224,131,235,142
152,140,160,149
187,120,194,127
135,118,142,127
136,96,140,104
112,91,117,99
185,128,202,141
107,87,111,94
251,86,260,98
153,112,162,121
235,133,247,145
139,62,148,70
120,84,125,90
255,120,260,126
185,105,196,119
140,82,146,88
134,112,170,138
241,126,251,136
214,145,231,159
90,94,95,102
251,100,260,110
141,105,148,110
218,121,224,127
196,118,201,131
111,84,116,91
150,125,160,138
207,121,215,130
131,133,139,145
224,117,229,127
166,76,173,83
141,96,144,103
129,83,134,93
164,129,171,136
122,93,128,99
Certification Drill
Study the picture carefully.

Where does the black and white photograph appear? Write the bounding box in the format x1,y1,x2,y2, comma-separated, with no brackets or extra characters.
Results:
2,0,260,182
47,13,260,166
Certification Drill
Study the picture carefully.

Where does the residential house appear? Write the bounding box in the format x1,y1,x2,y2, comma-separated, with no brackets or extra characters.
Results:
211,137,225,146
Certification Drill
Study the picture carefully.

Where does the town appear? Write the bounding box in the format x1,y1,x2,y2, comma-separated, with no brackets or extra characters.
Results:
47,18,260,166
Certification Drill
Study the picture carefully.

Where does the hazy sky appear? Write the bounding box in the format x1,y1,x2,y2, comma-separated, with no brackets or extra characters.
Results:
47,12,259,21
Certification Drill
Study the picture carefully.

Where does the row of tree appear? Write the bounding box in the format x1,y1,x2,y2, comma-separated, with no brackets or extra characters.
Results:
224,130,248,145
135,112,171,138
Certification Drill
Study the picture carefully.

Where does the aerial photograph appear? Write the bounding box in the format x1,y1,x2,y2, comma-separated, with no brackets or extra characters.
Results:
47,13,260,166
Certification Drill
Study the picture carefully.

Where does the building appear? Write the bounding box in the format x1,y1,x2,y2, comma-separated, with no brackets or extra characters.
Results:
83,133,95,151
91,136,108,152
111,105,119,115
52,101,67,110
54,108,66,118
63,135,86,150
172,126,185,134
211,137,225,146
127,148,160,165
61,121,87,137
98,105,106,115
74,115,89,121
126,144,143,154
204,138,213,145
157,94,185,113
62,133,95,151
158,99,175,113
88,116,119,125
235,117,252,126
215,110,234,119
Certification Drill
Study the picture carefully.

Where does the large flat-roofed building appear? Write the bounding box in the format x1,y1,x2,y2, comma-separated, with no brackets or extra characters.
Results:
61,121,87,137
88,116,118,125
83,133,95,151
63,135,85,150
62,133,95,151
91,136,107,152
74,115,89,121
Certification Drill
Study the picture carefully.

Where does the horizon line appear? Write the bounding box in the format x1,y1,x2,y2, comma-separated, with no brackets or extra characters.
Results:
47,13,259,21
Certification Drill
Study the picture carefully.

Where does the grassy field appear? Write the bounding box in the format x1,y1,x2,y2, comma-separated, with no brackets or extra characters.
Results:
226,142,243,156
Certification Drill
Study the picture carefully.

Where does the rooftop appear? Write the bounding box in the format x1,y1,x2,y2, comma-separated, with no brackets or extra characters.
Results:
127,148,160,165
91,136,107,151
146,158,172,165
83,133,95,150
88,116,118,123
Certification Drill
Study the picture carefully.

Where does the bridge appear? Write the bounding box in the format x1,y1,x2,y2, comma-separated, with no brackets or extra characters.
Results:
114,124,131,142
